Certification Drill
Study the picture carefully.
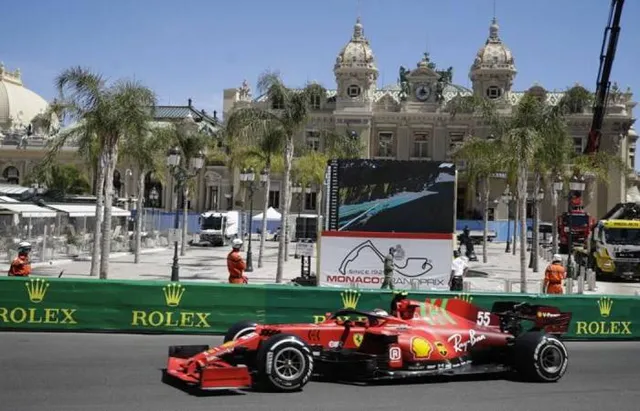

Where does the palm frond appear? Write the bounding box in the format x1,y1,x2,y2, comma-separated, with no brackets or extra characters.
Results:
55,66,106,117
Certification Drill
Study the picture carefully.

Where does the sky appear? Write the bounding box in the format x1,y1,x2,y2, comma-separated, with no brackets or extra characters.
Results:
1,0,639,163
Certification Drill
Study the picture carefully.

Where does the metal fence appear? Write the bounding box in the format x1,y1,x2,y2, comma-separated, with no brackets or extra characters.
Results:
0,208,204,265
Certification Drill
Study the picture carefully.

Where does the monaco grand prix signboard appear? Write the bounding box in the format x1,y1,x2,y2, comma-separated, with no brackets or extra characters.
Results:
319,232,453,290
320,159,457,291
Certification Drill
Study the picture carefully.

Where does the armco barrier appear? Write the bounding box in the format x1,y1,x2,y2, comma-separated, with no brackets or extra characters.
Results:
0,277,266,334
0,277,638,340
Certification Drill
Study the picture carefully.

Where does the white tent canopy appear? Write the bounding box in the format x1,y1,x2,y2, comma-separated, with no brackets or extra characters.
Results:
45,203,131,218
0,202,57,218
252,207,282,221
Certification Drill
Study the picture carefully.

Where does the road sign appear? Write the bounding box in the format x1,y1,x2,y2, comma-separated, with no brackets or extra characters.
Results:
296,241,314,257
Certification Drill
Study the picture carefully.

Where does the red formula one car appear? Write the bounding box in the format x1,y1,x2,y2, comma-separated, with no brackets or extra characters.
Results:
166,293,572,392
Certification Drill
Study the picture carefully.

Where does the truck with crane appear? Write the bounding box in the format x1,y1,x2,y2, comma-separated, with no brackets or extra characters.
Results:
558,0,626,256
572,0,639,279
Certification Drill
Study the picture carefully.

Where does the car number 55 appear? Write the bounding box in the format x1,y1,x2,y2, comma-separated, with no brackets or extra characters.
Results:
476,311,491,326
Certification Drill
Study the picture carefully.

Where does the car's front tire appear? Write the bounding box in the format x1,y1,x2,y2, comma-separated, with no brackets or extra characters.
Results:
512,331,568,382
255,333,314,392
223,320,257,343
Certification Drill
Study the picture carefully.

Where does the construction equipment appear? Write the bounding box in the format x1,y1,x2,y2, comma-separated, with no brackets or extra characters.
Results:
583,0,625,155
566,1,625,261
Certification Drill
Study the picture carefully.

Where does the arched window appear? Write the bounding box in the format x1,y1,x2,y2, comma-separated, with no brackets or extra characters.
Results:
2,166,20,185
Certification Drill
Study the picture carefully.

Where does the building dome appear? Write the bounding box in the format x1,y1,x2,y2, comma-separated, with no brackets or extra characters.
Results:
0,63,53,132
471,18,515,72
334,17,377,72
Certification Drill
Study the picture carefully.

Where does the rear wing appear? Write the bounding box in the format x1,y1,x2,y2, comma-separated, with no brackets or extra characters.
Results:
491,301,573,336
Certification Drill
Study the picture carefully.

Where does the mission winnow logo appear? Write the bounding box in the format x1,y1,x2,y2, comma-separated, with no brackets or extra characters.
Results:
0,278,78,325
130,283,212,329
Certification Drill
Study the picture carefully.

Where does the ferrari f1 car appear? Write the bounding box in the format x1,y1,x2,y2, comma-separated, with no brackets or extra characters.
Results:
165,293,572,392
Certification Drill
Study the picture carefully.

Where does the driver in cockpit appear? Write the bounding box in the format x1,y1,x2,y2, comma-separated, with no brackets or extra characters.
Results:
370,308,389,317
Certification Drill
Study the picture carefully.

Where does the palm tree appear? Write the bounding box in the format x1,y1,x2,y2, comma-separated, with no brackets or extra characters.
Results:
122,124,172,263
42,66,156,279
246,128,285,268
453,137,504,263
225,72,326,283
449,92,546,292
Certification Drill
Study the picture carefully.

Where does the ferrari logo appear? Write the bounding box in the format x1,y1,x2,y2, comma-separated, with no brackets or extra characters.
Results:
435,341,448,356
410,337,433,359
353,333,364,347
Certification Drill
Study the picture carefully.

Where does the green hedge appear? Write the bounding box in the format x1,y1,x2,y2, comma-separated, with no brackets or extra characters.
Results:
0,277,637,340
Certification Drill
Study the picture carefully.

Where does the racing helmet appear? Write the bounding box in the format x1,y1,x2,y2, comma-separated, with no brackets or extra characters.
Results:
17,241,31,254
231,238,243,249
370,308,389,317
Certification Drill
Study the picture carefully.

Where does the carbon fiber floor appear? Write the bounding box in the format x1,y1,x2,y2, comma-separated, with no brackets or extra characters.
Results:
0,332,638,411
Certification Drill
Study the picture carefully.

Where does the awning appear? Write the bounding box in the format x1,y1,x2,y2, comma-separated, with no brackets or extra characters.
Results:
45,204,131,218
0,196,18,202
0,202,57,218
0,185,31,195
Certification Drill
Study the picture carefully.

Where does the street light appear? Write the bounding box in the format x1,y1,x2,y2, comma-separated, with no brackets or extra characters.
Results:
565,174,586,279
239,168,257,272
291,183,303,248
149,186,159,232
166,146,204,282
502,186,513,253
553,174,564,256
528,187,545,269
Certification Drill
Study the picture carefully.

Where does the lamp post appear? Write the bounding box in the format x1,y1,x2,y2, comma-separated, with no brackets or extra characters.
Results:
502,186,513,253
529,187,545,270
239,168,258,272
292,182,303,244
552,176,564,255
566,174,586,279
149,187,159,232
166,146,205,282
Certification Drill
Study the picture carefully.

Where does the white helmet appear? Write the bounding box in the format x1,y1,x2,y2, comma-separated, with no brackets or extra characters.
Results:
18,241,31,252
232,238,243,249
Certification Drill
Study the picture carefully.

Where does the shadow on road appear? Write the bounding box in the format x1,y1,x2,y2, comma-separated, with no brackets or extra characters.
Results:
315,370,520,387
160,368,248,397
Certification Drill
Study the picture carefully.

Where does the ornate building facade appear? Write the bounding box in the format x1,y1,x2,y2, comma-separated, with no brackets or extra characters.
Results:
222,17,638,222
1,17,637,223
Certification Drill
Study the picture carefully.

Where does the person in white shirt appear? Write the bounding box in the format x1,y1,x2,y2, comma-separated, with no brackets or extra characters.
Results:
449,250,469,291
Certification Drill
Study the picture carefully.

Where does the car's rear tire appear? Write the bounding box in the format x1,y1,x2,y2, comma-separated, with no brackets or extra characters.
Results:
223,320,257,343
255,333,313,392
512,331,568,382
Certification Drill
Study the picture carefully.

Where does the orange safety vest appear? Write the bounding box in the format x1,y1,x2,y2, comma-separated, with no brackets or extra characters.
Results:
544,263,566,294
8,255,31,277
227,250,247,284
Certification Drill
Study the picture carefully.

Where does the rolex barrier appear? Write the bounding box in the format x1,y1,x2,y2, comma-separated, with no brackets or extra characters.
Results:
0,277,638,340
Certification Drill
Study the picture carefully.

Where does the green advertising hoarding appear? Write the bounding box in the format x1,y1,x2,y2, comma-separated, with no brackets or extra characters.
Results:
0,277,638,340
0,277,266,334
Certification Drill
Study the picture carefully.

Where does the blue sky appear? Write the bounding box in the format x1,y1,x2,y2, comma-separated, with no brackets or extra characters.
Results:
1,0,638,163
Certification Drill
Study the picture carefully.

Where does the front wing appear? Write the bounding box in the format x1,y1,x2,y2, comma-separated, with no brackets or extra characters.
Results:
166,345,253,390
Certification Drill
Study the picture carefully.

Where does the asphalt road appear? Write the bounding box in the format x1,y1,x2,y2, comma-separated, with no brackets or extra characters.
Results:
1,333,638,411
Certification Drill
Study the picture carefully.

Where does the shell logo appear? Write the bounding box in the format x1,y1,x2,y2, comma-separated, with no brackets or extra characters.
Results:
410,337,433,359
